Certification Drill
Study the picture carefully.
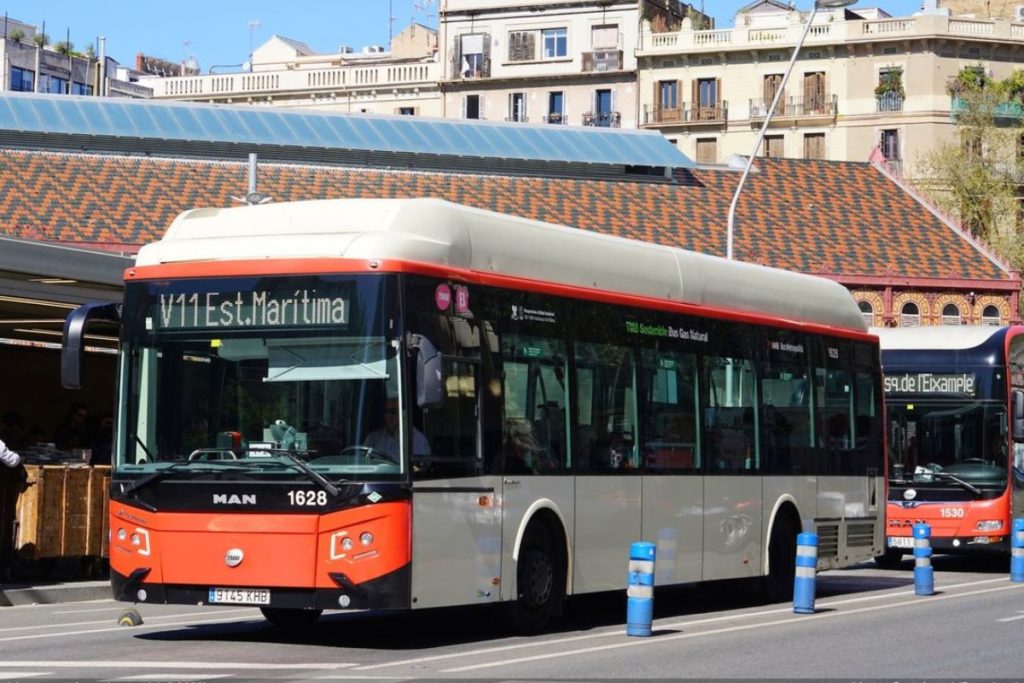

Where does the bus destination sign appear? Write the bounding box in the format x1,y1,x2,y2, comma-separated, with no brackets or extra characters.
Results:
883,372,976,396
152,290,349,330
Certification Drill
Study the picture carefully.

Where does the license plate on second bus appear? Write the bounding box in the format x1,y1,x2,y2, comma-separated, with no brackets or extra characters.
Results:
208,587,271,605
887,536,915,549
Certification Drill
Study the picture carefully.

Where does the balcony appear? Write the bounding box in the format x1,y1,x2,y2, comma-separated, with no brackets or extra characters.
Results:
749,95,837,124
582,50,623,73
582,111,621,128
876,92,904,113
642,101,728,126
951,96,1024,122
543,113,567,124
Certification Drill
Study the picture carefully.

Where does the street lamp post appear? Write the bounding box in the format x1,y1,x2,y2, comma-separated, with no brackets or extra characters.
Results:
724,0,857,260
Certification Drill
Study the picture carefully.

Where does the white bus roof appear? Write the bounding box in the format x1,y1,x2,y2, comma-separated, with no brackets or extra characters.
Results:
136,198,867,333
870,325,1005,351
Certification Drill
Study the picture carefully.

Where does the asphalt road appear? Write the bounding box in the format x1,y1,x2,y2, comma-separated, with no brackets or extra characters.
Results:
0,554,1020,681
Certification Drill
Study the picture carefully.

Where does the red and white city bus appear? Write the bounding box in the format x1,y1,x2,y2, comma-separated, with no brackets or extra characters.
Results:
63,198,885,630
874,325,1024,567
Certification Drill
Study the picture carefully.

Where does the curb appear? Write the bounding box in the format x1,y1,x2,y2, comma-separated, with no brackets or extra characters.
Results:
0,580,111,607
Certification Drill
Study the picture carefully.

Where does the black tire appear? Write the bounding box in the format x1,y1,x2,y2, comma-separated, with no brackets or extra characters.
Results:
507,524,562,634
260,607,323,628
763,516,798,603
874,548,904,569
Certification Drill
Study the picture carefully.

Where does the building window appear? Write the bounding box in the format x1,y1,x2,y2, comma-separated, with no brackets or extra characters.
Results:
696,78,718,109
881,129,900,160
941,303,961,325
804,133,825,160
763,135,784,158
858,301,874,327
591,24,618,49
877,67,904,112
695,138,717,165
508,92,526,122
398,107,415,115
464,94,481,120
71,82,93,96
900,302,920,327
659,80,679,110
547,91,564,124
459,34,487,78
10,66,34,92
508,31,536,62
45,75,68,94
543,28,567,58
803,71,826,112
981,304,1001,325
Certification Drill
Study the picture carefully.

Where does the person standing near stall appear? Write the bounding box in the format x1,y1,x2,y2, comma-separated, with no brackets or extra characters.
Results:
0,438,19,468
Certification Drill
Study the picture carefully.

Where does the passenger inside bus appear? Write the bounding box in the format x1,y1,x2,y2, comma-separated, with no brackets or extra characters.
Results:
503,419,538,474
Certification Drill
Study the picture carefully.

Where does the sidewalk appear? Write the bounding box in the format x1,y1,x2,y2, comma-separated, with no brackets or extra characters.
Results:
0,579,110,607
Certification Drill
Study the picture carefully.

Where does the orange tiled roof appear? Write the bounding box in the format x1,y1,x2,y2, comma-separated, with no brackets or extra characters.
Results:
0,149,1008,282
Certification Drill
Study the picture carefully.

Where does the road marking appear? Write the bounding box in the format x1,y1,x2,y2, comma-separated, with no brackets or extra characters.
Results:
356,575,1011,672
997,611,1024,622
0,662,357,671
54,606,128,615
443,583,1022,673
0,608,255,633
113,675,234,681
0,674,47,680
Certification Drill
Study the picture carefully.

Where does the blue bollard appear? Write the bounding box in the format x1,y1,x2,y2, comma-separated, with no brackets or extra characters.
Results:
793,532,818,614
913,522,934,596
1011,518,1024,583
626,541,656,637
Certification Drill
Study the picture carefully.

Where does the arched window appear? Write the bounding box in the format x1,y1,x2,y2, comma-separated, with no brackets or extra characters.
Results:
941,303,961,326
982,304,1001,326
900,302,920,327
857,300,874,327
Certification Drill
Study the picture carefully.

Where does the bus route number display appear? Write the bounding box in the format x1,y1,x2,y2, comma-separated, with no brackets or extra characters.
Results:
883,372,976,396
152,290,349,330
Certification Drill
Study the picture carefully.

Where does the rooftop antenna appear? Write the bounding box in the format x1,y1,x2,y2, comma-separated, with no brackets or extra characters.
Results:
247,18,260,71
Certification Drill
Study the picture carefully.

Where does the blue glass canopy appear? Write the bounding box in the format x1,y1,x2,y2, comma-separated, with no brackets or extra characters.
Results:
0,92,694,169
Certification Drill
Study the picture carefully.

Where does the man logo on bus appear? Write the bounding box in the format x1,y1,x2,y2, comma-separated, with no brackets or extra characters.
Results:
213,493,256,505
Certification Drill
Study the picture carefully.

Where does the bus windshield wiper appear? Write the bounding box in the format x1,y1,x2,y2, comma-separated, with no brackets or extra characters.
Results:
258,448,341,498
122,454,247,502
933,471,982,496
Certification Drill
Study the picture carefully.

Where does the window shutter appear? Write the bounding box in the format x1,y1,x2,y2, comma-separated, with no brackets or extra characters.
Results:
691,79,699,111
715,78,721,106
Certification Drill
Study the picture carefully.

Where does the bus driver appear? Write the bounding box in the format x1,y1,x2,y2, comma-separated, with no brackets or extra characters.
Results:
363,398,430,459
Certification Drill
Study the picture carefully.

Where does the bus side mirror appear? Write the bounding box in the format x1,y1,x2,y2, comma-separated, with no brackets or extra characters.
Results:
1013,390,1024,443
62,302,121,390
407,333,443,408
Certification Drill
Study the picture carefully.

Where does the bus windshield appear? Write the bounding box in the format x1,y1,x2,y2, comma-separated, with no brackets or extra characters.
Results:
888,399,1007,488
117,274,403,481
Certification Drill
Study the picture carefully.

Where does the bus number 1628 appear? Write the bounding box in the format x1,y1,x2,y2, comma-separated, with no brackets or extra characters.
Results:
287,490,328,506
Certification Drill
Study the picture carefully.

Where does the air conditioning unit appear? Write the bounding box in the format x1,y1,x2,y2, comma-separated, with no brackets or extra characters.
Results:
338,45,354,54
1015,5,1024,22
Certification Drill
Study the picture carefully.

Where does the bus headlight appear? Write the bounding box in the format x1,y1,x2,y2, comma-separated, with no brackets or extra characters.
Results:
117,528,127,541
976,520,1003,531
360,532,374,546
341,537,353,551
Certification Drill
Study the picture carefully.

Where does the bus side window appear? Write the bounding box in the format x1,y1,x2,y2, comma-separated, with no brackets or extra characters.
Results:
573,340,638,473
500,333,568,475
704,355,757,474
639,347,699,473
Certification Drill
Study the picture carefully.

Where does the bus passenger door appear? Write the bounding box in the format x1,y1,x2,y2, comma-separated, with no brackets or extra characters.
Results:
410,330,503,609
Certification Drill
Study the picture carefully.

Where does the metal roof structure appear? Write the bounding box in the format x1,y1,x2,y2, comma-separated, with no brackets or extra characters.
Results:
0,93,693,178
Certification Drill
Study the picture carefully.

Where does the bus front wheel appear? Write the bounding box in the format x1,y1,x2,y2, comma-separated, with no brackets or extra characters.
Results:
260,607,322,628
874,549,904,569
507,524,562,634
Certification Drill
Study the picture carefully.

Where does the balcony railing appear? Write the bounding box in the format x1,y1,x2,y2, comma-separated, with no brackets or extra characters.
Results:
749,95,837,121
543,113,567,124
876,92,904,112
582,111,621,128
951,96,1024,121
581,50,623,73
643,102,728,125
639,14,1024,56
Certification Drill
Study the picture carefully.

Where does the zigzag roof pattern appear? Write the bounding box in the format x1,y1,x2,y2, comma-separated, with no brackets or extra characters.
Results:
0,149,1009,282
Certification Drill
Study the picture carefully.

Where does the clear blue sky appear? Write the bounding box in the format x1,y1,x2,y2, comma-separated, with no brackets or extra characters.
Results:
2,1,924,72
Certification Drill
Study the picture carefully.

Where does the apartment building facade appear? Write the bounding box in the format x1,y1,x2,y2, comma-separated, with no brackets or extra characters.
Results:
639,0,1024,175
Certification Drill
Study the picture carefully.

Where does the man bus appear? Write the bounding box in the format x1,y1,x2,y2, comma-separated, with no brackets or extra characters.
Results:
63,198,885,631
874,325,1024,568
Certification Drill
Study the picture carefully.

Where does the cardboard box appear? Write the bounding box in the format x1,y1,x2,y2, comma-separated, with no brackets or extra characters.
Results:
14,465,110,560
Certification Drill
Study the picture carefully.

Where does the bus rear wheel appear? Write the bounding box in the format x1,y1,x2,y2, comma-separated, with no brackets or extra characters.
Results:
763,516,797,603
260,607,322,628
507,525,562,634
